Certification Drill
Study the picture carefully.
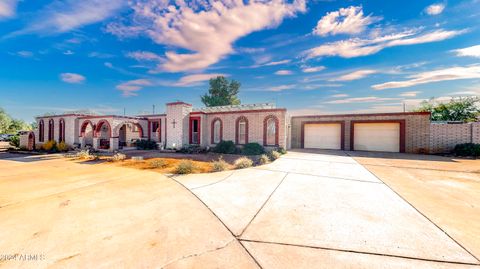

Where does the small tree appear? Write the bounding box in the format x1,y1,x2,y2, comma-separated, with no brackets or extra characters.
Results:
413,97,480,122
201,76,241,107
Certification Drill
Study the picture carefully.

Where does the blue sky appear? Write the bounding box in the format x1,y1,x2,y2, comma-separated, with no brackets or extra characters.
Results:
0,0,479,122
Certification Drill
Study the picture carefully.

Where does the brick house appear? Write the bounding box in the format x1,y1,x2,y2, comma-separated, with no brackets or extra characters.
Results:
22,102,287,151
21,101,434,153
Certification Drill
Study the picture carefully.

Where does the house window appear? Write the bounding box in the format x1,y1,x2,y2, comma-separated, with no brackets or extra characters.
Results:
48,119,54,141
152,122,159,132
39,120,44,142
264,116,278,146
212,119,222,144
236,117,248,145
190,118,200,144
58,119,65,142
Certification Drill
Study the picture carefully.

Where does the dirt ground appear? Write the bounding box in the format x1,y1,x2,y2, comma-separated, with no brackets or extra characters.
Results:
349,151,480,260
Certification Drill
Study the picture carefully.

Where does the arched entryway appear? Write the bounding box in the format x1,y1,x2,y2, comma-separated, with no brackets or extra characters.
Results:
115,122,144,149
80,120,95,148
95,120,112,150
27,132,35,151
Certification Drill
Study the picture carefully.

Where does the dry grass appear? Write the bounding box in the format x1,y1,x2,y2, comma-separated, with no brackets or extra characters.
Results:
108,157,214,174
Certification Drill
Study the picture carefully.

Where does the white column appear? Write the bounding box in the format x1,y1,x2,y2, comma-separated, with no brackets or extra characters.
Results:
92,137,100,150
110,137,119,151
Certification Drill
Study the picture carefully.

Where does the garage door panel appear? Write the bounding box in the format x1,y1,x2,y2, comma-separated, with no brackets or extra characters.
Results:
354,123,400,152
304,124,342,150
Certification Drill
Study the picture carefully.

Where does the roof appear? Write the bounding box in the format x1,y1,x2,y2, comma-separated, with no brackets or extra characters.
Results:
193,103,277,113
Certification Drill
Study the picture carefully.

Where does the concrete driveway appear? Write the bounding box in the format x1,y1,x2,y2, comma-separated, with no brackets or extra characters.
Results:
175,150,480,268
1,151,479,268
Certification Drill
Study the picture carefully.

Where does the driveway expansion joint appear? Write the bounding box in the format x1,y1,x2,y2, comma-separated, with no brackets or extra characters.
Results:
166,174,263,269
346,152,480,264
191,171,236,190
239,239,480,266
238,172,289,238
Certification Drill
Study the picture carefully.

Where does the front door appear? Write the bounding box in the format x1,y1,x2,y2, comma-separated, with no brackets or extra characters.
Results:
190,117,201,144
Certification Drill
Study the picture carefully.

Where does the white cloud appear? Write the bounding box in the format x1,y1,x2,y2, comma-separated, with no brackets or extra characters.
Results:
306,29,465,59
60,73,86,84
331,69,377,81
126,51,163,62
266,84,296,92
250,59,291,68
107,1,306,72
425,3,445,15
63,50,74,55
8,0,125,36
275,70,293,75
0,0,18,19
174,73,227,87
326,96,399,104
313,6,381,36
16,51,34,58
399,91,421,97
372,65,480,90
453,45,480,58
302,66,326,73
330,94,349,98
88,52,115,59
116,79,152,97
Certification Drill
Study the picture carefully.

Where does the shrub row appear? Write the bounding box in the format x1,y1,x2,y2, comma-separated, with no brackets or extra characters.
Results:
211,140,286,156
454,143,480,157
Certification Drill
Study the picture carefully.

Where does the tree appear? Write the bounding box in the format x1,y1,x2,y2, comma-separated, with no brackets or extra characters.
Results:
413,97,480,122
201,76,241,107
0,107,32,134
0,108,12,134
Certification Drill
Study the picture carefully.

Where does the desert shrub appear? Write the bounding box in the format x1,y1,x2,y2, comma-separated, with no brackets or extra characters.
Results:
57,141,70,152
76,150,98,160
276,147,287,155
258,154,270,165
269,150,281,161
453,143,480,157
149,159,167,169
111,152,127,162
135,139,158,150
9,135,19,148
212,157,229,172
212,140,237,154
242,143,264,155
175,160,196,174
42,140,57,152
234,157,253,169
179,144,207,154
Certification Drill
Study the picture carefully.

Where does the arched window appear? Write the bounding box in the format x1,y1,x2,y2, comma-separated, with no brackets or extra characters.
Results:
264,115,279,146
39,120,44,142
58,119,65,142
236,116,248,145
211,118,222,144
48,119,54,141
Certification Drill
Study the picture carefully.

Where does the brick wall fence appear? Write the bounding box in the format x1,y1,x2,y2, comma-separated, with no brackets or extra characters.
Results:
429,122,480,153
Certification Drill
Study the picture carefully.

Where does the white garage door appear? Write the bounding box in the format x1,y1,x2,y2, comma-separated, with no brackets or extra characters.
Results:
304,123,342,150
354,123,400,152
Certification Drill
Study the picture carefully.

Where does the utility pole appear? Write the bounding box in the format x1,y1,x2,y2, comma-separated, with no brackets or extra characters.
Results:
123,108,126,116
403,102,406,113
152,104,155,114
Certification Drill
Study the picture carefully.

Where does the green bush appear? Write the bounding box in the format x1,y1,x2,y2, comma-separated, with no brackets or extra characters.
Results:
9,135,19,148
176,160,196,174
212,158,229,172
234,157,253,169
135,139,158,150
258,154,270,165
453,143,480,157
269,151,281,161
149,159,167,169
57,141,70,152
276,147,287,155
242,142,264,155
42,140,57,152
212,140,237,154
179,144,207,154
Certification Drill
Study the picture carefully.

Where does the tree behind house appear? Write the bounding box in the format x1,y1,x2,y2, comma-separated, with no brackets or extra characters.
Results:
201,76,241,107
413,97,480,122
